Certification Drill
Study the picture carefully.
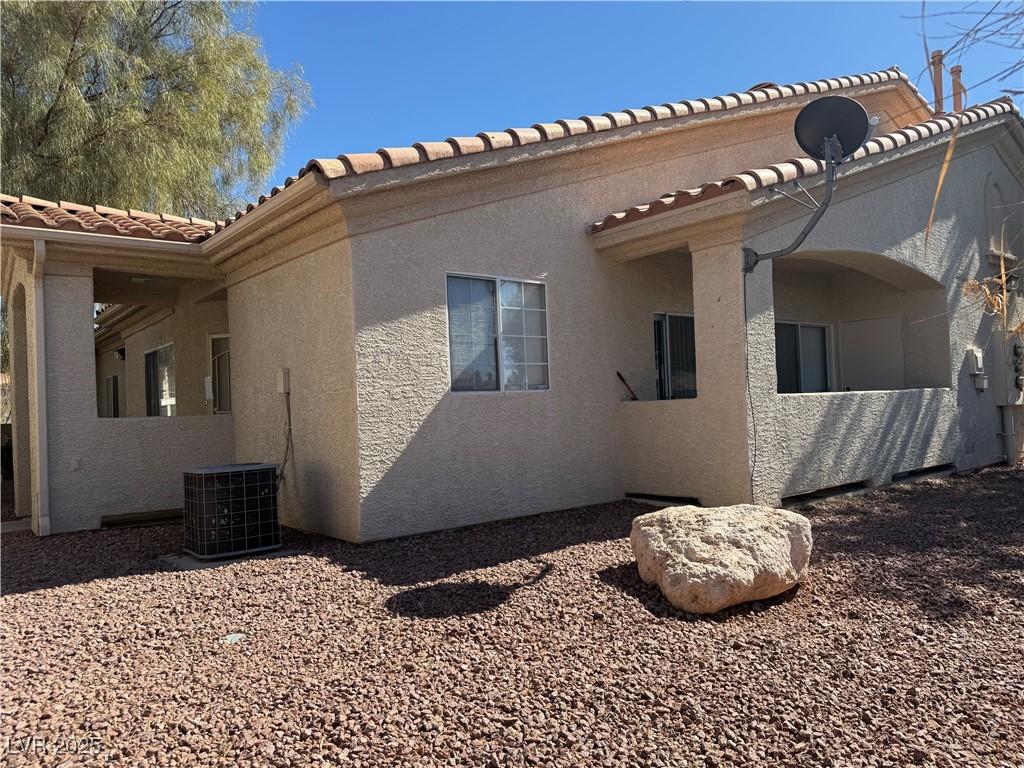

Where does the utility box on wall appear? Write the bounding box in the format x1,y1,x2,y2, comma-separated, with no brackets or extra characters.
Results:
989,337,1024,406
183,463,280,559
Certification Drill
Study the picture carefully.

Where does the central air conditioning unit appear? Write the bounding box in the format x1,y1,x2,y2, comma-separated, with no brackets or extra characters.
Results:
183,463,280,559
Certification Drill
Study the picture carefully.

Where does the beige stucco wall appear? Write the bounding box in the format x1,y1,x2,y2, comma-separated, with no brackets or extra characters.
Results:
772,263,951,392
342,108,806,538
7,82,1018,540
773,389,957,495
119,286,228,417
619,399,734,502
226,211,360,542
744,131,1023,503
40,262,235,532
335,99,1021,539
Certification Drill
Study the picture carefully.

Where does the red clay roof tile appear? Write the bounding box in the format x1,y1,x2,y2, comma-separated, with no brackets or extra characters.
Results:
414,141,456,161
0,193,214,242
446,136,488,155
589,98,1020,234
2,67,931,242
506,127,543,146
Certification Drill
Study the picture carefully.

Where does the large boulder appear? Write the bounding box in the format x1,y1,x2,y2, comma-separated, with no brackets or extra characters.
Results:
630,504,812,614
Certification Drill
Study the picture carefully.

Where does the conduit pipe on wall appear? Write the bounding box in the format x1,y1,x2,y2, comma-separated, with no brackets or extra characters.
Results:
31,239,51,536
1001,406,1019,466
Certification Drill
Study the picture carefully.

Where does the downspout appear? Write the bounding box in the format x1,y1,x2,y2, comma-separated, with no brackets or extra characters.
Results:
31,239,51,536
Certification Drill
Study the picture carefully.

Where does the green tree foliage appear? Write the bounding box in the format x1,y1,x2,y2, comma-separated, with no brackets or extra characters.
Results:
1,1,310,219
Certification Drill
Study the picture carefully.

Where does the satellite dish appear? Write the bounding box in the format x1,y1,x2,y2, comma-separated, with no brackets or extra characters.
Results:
794,96,871,161
742,95,879,273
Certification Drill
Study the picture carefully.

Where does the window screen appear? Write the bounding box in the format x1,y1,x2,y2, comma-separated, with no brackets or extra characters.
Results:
447,275,549,392
447,276,499,391
799,325,829,392
775,323,801,394
103,375,119,418
145,345,176,416
653,315,667,400
211,336,232,413
775,322,829,394
499,280,548,391
654,314,697,399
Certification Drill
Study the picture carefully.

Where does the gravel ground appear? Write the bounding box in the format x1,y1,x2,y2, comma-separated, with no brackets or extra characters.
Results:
2,466,1023,767
1,480,21,522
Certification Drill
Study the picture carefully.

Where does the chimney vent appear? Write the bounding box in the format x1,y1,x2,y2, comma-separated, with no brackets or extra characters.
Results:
951,65,966,112
931,50,945,114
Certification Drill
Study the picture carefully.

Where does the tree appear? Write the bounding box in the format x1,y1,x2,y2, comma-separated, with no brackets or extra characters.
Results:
909,2,1023,340
915,1,1022,101
1,1,310,219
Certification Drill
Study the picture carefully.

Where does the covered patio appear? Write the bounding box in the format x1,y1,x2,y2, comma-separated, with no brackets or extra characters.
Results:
591,146,977,507
1,224,235,535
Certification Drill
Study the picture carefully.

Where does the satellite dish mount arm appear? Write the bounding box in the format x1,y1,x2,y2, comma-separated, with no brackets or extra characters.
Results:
742,136,840,274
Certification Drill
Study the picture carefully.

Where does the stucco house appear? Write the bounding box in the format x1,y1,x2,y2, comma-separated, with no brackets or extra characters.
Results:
2,64,1022,542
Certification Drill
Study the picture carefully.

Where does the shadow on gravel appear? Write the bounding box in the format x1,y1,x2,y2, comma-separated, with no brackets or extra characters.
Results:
1,525,183,596
806,467,1024,620
597,562,802,621
385,562,554,619
1,501,644,597
305,501,645,587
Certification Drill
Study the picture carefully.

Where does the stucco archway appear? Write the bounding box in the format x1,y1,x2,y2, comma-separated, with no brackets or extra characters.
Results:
772,250,951,392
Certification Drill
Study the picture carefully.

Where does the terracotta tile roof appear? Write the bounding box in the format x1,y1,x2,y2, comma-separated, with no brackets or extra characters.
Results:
589,98,1020,234
0,193,216,242
218,66,917,232
0,66,924,244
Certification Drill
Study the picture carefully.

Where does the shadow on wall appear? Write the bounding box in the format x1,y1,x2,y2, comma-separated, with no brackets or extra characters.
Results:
357,389,622,543
808,467,1024,620
772,388,959,500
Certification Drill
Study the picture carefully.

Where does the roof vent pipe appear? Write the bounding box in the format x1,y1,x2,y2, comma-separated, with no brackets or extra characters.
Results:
951,65,966,112
931,50,945,114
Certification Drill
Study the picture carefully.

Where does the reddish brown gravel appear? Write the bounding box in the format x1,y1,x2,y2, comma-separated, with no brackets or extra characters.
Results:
2,467,1023,767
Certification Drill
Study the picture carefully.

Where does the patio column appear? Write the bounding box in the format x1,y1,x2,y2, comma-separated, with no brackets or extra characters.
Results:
30,241,52,535
8,280,32,520
690,234,778,506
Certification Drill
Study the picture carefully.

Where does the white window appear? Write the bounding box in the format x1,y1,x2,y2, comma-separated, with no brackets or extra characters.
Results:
446,274,549,392
775,322,830,393
103,375,120,418
145,343,176,416
210,335,231,413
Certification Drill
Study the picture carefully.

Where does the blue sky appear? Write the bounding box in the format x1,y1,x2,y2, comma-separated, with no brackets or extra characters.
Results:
243,1,1018,185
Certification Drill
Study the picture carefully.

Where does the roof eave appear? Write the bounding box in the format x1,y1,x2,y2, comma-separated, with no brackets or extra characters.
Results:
591,100,1022,236
590,190,752,262
325,79,917,206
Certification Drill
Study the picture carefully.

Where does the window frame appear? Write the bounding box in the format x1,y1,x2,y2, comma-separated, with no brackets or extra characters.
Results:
653,311,697,400
144,341,177,417
444,272,552,394
774,320,833,394
103,374,120,418
208,333,232,414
